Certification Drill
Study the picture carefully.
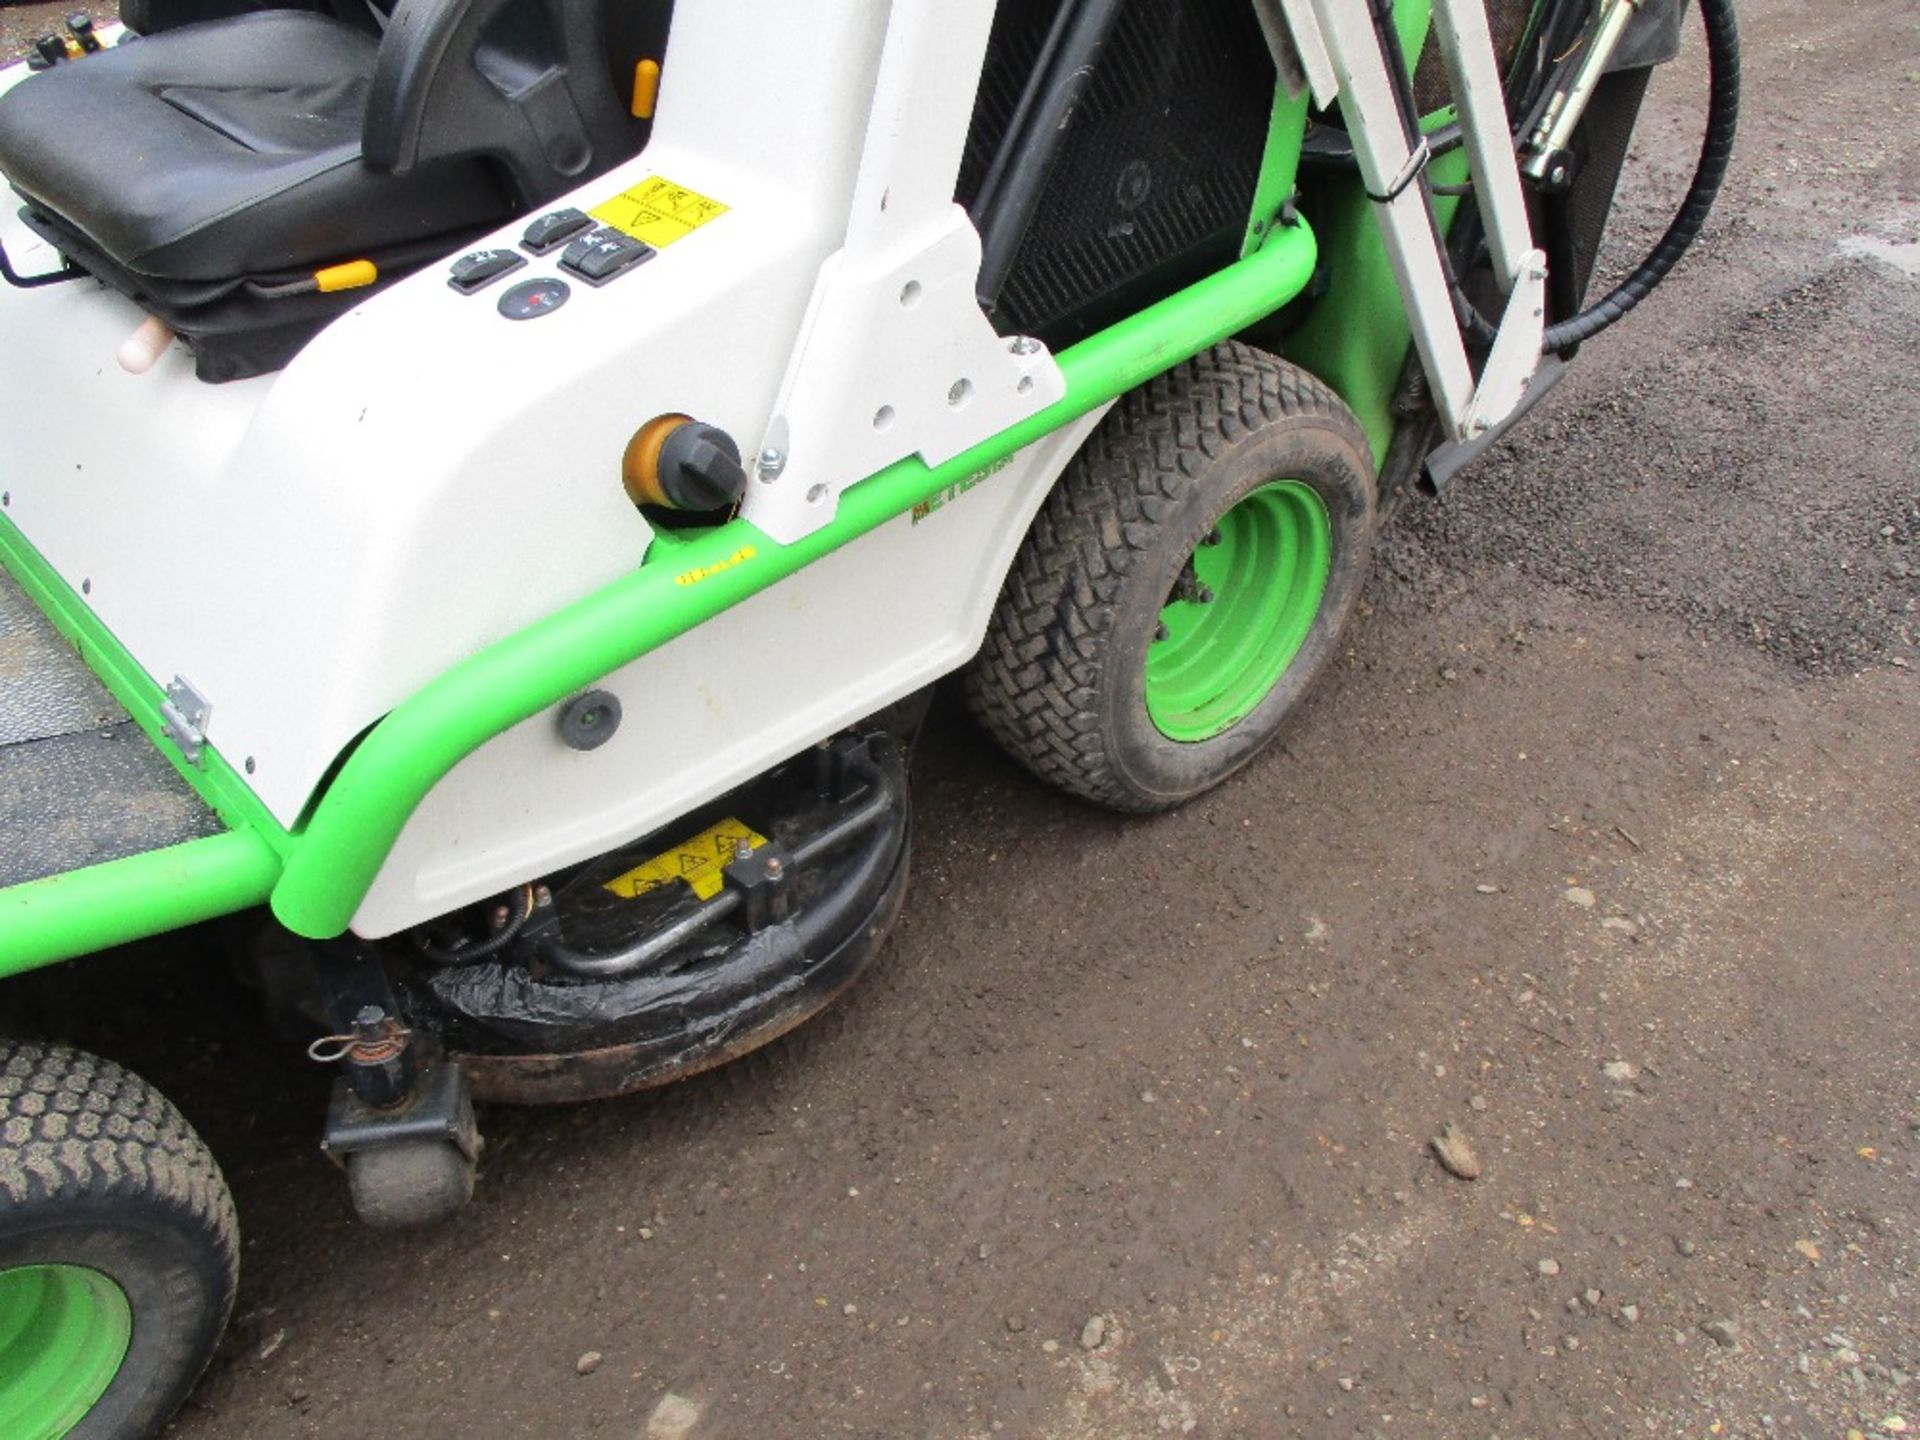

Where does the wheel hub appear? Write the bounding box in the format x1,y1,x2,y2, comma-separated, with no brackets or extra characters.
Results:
0,1264,132,1440
1145,479,1333,741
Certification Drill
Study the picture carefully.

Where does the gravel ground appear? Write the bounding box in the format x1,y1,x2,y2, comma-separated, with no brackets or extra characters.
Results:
3,3,1917,1439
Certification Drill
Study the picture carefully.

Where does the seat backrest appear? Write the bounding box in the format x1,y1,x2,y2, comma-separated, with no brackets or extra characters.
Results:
363,0,642,205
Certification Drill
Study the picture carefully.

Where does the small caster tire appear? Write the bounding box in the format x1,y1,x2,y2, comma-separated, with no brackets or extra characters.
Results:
0,1039,238,1440
967,341,1377,812
346,1141,475,1229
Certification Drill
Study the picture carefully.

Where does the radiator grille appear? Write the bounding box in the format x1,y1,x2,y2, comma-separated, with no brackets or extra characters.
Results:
959,0,1276,347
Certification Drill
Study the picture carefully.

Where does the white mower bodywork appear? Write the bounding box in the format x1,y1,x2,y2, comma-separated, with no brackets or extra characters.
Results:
0,0,1552,938
0,0,1084,933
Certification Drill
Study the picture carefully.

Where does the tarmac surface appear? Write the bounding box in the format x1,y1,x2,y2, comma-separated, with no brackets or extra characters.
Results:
3,2,1916,1437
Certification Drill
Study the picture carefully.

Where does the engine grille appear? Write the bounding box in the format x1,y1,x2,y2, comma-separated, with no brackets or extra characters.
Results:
958,0,1276,347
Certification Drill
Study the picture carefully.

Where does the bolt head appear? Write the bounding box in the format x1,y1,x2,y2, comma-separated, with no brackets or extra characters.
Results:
758,447,786,477
1008,335,1042,356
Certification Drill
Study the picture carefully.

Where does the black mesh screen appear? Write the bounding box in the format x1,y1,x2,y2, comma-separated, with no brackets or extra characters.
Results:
959,0,1276,347
1558,65,1653,304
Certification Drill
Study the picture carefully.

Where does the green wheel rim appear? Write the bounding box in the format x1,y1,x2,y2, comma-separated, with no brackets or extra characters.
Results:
1145,479,1333,742
0,1265,133,1440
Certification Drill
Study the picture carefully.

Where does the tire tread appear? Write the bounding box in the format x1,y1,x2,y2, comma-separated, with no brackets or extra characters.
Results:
964,341,1367,811
0,1039,238,1290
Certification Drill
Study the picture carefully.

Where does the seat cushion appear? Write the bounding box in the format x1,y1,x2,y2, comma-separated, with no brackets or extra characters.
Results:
120,0,389,41
0,11,510,282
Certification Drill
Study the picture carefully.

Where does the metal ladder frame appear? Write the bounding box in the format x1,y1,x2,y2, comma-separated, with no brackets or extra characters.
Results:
1274,0,1549,443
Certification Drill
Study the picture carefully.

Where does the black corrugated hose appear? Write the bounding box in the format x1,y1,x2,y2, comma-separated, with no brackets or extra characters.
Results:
1461,0,1741,355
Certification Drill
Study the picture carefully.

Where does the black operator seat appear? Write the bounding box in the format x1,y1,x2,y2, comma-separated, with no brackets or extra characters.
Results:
0,0,655,380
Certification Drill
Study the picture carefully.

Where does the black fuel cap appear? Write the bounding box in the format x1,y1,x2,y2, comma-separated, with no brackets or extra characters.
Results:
655,422,747,511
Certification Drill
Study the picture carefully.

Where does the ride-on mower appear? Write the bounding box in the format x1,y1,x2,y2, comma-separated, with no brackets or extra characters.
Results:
0,0,1735,1432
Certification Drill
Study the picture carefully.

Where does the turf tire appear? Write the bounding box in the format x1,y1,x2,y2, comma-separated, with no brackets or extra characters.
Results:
0,1040,238,1440
965,341,1375,812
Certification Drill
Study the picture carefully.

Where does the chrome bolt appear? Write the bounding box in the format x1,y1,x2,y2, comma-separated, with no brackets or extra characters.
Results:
734,839,753,862
758,447,786,479
1008,335,1042,356
765,856,784,880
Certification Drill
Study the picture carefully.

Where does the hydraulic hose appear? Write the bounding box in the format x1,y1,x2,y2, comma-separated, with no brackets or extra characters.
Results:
416,884,535,965
1458,0,1740,355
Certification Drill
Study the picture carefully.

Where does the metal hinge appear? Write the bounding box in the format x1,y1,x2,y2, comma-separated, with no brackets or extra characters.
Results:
160,676,210,767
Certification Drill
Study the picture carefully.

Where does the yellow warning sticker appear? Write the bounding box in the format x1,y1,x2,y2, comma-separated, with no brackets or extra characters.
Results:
603,816,765,903
590,175,729,249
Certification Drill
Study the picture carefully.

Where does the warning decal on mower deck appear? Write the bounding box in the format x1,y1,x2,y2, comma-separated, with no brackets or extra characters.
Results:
591,175,729,249
603,817,766,903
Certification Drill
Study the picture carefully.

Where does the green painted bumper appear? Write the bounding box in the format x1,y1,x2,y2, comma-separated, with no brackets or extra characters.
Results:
0,219,1320,972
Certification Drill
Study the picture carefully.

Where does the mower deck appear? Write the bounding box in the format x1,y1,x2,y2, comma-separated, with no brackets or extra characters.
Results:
0,566,219,889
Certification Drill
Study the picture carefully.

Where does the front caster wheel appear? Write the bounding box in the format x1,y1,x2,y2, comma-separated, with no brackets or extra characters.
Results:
346,1141,476,1230
0,1040,237,1440
966,341,1376,812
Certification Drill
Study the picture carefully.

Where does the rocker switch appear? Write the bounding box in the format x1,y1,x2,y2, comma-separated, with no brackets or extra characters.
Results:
559,228,655,286
520,207,593,255
447,248,525,294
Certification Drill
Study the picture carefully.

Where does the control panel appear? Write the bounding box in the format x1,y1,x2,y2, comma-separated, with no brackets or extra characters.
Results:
439,176,727,322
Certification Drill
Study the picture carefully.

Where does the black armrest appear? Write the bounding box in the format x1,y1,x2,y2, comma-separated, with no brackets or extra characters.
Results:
363,0,635,205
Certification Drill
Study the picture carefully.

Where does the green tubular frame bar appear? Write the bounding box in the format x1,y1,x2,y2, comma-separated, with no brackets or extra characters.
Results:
0,218,1320,973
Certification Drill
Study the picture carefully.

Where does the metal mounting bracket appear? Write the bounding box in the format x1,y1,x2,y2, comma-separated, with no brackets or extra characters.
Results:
739,0,1066,546
160,675,210,768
